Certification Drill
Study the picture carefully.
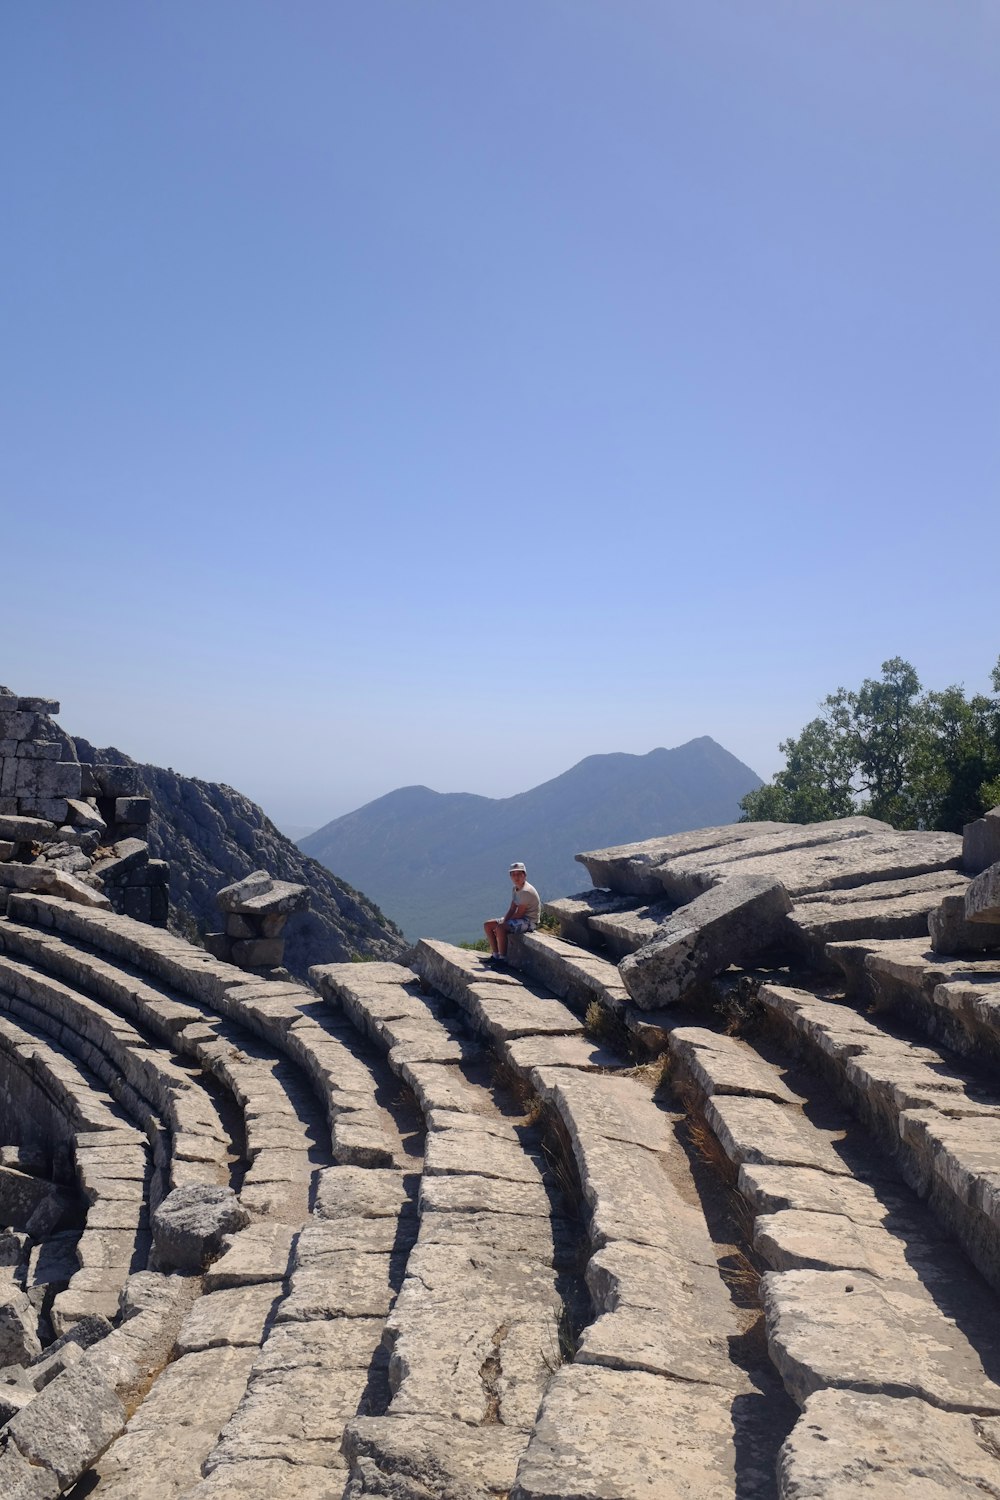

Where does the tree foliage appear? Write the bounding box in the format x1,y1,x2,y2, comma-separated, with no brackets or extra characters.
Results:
740,657,1000,832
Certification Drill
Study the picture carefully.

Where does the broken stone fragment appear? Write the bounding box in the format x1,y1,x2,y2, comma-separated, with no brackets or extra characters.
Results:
620,874,792,1009
963,807,1000,877
966,860,1000,927
151,1185,250,1272
0,1287,43,1366
929,893,1000,954
216,870,274,910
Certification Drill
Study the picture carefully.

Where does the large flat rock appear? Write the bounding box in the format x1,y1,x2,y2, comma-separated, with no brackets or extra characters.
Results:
510,1363,754,1500
576,822,792,896
620,875,792,1009
344,1412,529,1500
778,1388,1000,1498
705,1094,853,1176
763,1268,1000,1412
669,1027,805,1105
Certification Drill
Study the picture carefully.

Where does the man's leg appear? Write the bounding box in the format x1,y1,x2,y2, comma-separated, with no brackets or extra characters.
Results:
484,919,501,956
495,920,509,958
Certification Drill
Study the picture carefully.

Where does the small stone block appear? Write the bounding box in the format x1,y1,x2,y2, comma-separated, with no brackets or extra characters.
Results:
114,797,150,824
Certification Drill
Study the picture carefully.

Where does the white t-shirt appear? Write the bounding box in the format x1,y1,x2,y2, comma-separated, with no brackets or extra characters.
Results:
512,881,540,927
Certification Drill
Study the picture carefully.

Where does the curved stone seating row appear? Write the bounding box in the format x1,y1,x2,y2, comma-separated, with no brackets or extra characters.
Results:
5,892,400,1174
665,1021,1000,1494
0,1009,150,1337
513,928,675,1051
0,951,229,1199
0,897,422,1495
0,915,320,1228
757,981,1000,1296
409,940,789,1500
829,934,1000,1065
312,959,568,1498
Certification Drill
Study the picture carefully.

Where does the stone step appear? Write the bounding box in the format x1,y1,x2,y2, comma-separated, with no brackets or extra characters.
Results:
785,869,970,966
0,951,231,1195
406,940,793,1499
4,896,401,1182
541,889,642,946
312,959,571,1496
665,1020,1000,1488
576,821,792,897
758,981,1000,1296
511,928,677,1052
828,934,1000,1068
0,1009,150,1334
586,897,674,958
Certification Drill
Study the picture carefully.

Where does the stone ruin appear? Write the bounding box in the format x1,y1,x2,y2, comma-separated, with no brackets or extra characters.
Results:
2,690,1000,1497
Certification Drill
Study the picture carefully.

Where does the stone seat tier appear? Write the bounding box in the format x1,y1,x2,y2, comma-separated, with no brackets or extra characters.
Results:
409,939,793,1500
511,927,678,1051
828,934,1000,1068
0,950,231,1200
784,870,970,966
4,893,401,1178
311,959,568,1499
0,916,328,1227
0,1009,150,1335
665,1021,1000,1495
758,981,1000,1297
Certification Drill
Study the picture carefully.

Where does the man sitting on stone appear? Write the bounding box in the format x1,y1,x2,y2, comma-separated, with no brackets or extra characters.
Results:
484,862,540,965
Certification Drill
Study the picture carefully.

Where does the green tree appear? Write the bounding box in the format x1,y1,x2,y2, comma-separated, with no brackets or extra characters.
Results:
741,656,1000,832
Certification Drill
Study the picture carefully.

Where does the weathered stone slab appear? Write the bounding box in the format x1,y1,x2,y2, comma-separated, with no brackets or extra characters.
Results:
0,1287,42,1365
542,888,642,945
763,1268,1000,1411
89,1346,257,1498
424,1125,547,1185
529,1066,674,1154
0,1439,62,1499
205,1223,296,1289
205,1364,363,1469
588,899,675,958
462,982,583,1042
964,808,1000,877
176,1285,281,1352
790,871,969,954
180,1457,336,1498
417,1207,574,1264
314,1165,412,1221
4,1359,126,1489
754,1209,937,1279
418,1172,553,1220
705,1094,853,1176
670,1027,804,1104
654,817,926,902
344,1413,528,1500
930,893,1000,954
277,1254,406,1321
503,1033,621,1071
779,1388,1000,1498
385,1242,561,1428
152,1185,249,1272
511,1363,742,1500
578,1241,744,1387
576,821,791,896
620,875,792,1009
967,861,1000,926
518,930,631,1013
738,1163,925,1228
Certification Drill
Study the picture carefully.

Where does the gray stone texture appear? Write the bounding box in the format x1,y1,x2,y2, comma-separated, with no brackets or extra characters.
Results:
620,873,792,1009
930,892,1000,953
966,860,1000,926
576,820,791,896
964,808,1000,877
151,1185,250,1271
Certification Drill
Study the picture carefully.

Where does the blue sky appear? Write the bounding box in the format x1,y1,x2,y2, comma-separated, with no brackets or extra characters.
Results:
3,3,998,830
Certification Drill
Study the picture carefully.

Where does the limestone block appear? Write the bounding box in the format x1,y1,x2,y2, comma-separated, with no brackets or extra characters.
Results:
313,1165,412,1220
964,808,1000,876
576,821,791,896
225,913,255,939
620,874,792,1009
0,1166,76,1234
345,1414,527,1500
0,839,14,860
3,1359,126,1489
17,697,59,714
231,938,284,968
217,869,274,909
762,1268,1000,1411
24,798,70,823
15,741,62,760
204,932,232,961
0,1442,62,1499
259,913,288,939
929,893,1000,953
511,1362,744,1500
93,765,142,797
176,1285,281,1353
151,1184,250,1272
543,888,643,944
64,798,107,835
0,814,59,844
778,1389,1000,1498
0,711,39,740
966,861,1000,926
0,1287,42,1365
113,796,150,824
91,838,148,882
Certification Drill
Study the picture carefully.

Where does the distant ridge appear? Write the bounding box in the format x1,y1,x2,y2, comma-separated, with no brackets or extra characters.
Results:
300,737,763,942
